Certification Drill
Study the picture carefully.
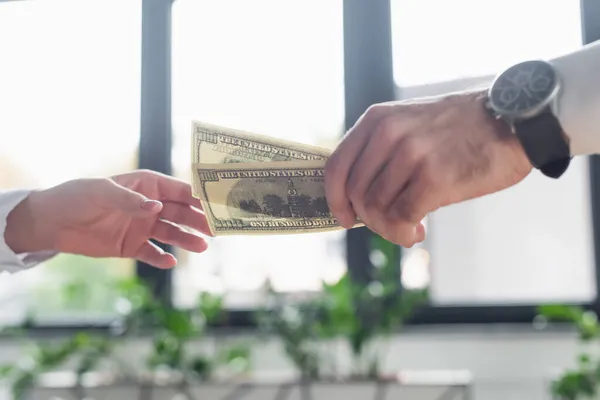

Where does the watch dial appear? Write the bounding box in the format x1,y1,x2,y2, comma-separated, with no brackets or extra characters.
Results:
490,60,557,115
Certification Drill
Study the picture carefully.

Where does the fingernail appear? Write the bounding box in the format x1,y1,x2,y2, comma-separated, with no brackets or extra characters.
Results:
141,199,162,211
413,225,426,245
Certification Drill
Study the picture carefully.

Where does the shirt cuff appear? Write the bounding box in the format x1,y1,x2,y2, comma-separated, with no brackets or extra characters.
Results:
0,189,57,274
551,40,600,156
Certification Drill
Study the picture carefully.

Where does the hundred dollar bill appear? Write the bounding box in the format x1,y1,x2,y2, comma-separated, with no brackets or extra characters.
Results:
192,161,363,236
191,120,332,164
191,120,335,195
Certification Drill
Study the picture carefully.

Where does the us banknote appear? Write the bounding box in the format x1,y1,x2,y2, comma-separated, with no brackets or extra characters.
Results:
191,120,332,164
192,161,364,236
191,120,335,196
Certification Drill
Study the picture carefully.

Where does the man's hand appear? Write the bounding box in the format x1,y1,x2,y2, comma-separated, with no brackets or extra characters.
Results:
324,90,533,247
5,170,210,269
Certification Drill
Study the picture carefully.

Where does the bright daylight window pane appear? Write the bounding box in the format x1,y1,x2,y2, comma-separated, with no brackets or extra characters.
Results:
0,0,141,324
391,0,597,305
391,0,582,87
171,0,346,308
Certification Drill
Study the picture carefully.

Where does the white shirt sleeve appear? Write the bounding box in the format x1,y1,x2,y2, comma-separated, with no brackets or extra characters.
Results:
0,189,57,274
551,39,600,156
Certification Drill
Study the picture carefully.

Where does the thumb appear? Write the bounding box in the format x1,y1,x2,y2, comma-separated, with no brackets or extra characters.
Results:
102,181,163,218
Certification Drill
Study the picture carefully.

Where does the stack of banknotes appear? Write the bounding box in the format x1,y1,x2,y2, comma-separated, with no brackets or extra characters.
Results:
190,120,364,236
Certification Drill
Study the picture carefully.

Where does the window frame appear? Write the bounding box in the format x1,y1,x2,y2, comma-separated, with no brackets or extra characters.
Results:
5,0,600,329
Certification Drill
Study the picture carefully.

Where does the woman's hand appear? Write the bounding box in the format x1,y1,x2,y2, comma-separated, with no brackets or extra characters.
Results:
5,169,211,269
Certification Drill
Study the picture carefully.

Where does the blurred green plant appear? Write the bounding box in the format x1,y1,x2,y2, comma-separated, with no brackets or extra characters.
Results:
143,289,251,380
0,332,113,400
0,276,252,400
538,304,600,400
258,234,428,380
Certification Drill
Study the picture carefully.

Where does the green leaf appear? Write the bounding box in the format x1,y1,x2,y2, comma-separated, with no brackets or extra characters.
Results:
216,342,252,375
115,277,154,314
160,308,196,338
219,343,251,364
147,332,184,370
577,311,599,341
189,355,212,380
537,305,584,322
198,292,224,324
579,354,591,366
552,370,597,400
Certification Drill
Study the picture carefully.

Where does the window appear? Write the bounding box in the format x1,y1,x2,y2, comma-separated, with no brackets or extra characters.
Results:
0,0,141,324
3,0,594,327
391,0,582,87
390,0,597,306
170,0,346,308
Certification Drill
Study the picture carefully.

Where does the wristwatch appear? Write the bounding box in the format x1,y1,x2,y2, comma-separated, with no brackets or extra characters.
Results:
486,59,571,178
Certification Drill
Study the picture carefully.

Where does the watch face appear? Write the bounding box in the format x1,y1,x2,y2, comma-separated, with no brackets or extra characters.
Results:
489,60,558,118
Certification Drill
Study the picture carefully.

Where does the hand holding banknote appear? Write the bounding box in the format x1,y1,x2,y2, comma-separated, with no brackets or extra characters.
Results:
190,121,363,236
323,92,532,247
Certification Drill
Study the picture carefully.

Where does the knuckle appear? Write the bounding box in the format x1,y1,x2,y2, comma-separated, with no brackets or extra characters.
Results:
398,136,423,166
139,169,155,178
376,116,398,138
346,168,367,194
363,192,376,210
345,176,359,196
375,126,399,151
347,185,362,205
91,177,117,192
85,177,107,187
364,187,385,211
363,104,385,123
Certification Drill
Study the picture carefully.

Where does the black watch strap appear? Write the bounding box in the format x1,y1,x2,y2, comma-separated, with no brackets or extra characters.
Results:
513,111,571,179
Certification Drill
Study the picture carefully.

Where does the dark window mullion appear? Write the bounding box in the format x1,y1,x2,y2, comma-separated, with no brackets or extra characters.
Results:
137,0,174,302
342,0,397,286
